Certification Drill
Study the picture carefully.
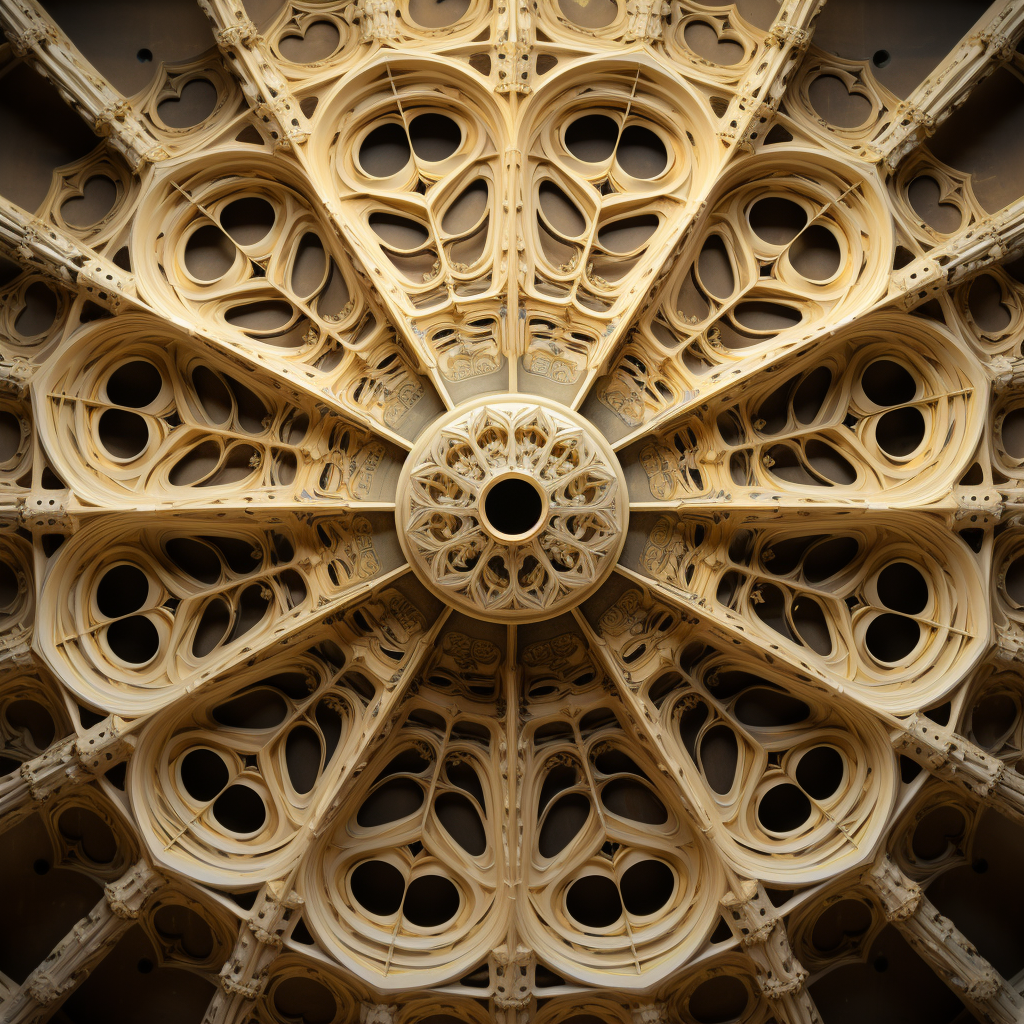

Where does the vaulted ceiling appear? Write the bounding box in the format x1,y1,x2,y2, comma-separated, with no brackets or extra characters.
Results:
0,2,1023,1023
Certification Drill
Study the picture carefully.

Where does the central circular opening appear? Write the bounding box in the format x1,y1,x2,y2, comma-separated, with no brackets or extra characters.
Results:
484,477,544,537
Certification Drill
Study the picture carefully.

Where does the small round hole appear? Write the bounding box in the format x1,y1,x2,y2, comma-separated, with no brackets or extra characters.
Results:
872,49,891,68
483,478,543,537
136,958,154,974
33,858,50,875
137,48,153,63
873,954,889,972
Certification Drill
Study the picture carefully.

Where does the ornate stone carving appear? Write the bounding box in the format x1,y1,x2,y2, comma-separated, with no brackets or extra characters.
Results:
0,1,1020,1021
397,397,627,621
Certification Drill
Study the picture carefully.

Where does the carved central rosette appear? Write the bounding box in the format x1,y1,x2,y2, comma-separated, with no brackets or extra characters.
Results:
397,397,628,621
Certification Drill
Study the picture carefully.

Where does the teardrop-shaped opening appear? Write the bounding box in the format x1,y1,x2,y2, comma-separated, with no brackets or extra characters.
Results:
538,793,590,857
357,778,424,826
806,439,856,484
793,366,832,423
436,791,486,855
225,300,294,332
597,213,659,253
804,537,859,583
601,778,667,824
285,725,322,793
792,596,832,655
166,537,221,584
291,233,327,296
213,688,288,729
734,687,810,727
369,212,430,250
697,234,734,298
734,301,801,332
700,725,738,794
538,180,586,237
192,598,230,658
192,366,232,424
442,180,489,235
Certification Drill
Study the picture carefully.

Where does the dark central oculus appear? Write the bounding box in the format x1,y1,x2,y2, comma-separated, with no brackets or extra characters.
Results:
484,477,544,537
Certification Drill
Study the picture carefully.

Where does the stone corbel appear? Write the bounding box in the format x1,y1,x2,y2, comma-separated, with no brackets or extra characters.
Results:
0,196,136,312
865,854,1023,1024
631,1003,670,1023
202,882,303,1023
0,715,134,830
0,860,164,1024
198,0,311,148
491,942,534,1010
0,0,167,169
360,1004,399,1024
356,0,398,41
721,880,821,1022
894,713,1024,827
624,0,668,43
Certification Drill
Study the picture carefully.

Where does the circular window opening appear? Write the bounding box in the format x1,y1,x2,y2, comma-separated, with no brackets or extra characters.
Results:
137,48,153,63
483,477,544,537
872,49,891,68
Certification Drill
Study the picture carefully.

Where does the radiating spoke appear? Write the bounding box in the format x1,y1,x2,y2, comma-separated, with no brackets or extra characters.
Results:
0,0,1021,1019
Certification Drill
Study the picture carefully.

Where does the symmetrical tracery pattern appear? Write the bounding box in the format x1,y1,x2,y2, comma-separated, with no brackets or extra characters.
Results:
397,397,627,620
1,1,1024,1023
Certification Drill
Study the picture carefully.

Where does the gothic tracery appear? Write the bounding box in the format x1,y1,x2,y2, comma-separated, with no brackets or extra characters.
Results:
1,1,1024,1023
